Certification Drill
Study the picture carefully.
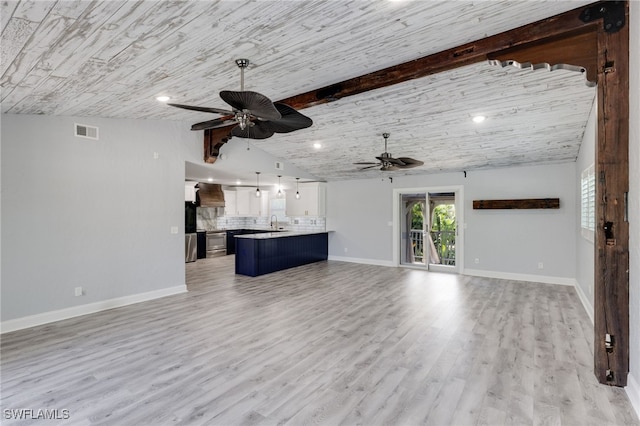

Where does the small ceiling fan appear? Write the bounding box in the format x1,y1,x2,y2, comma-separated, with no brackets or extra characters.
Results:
168,59,312,139
354,133,424,171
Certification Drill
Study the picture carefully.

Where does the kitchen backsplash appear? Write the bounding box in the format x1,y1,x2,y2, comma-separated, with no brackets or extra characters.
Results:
197,208,326,232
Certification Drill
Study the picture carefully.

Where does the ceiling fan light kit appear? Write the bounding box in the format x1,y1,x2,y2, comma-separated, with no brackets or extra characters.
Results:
168,59,312,140
354,133,424,172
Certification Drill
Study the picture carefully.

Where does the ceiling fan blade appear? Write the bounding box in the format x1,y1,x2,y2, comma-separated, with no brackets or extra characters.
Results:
375,156,406,166
190,118,237,131
382,165,401,171
230,122,275,139
396,157,424,168
168,103,234,115
358,164,381,170
262,103,313,133
220,90,281,121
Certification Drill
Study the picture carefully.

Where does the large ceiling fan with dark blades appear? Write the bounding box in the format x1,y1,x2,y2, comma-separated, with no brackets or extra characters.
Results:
168,59,312,139
354,133,424,171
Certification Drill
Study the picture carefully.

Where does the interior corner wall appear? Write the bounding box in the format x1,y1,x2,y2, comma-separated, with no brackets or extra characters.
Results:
327,162,577,281
1,114,202,325
575,97,597,318
626,0,640,415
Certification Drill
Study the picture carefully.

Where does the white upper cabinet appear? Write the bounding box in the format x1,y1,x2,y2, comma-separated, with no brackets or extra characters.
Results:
223,190,238,216
248,189,270,217
185,183,197,202
286,182,326,217
224,189,270,216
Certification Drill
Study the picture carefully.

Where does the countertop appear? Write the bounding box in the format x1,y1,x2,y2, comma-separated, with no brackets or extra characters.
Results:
235,231,331,240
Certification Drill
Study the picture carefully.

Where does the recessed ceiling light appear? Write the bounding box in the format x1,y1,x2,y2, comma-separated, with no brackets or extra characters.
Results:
207,178,213,182
236,180,242,185
472,115,486,123
156,96,170,102
313,142,322,149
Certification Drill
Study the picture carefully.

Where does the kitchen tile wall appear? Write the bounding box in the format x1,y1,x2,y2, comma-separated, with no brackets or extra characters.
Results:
197,208,325,232
217,216,326,232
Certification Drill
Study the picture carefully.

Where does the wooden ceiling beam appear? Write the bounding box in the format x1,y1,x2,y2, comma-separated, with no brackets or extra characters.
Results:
487,31,598,86
276,4,600,110
593,1,630,387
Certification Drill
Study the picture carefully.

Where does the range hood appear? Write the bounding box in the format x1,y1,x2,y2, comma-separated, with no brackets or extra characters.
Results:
198,183,225,207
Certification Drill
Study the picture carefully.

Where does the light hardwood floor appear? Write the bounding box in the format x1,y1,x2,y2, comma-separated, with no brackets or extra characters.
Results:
1,257,638,425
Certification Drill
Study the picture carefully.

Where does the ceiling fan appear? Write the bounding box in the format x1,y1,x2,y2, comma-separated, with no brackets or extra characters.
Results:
354,133,424,171
168,59,312,139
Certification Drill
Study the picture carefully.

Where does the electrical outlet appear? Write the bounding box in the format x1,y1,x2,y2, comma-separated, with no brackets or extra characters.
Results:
74,287,83,297
171,226,178,234
153,152,159,160
538,262,544,269
344,248,348,253
474,258,479,264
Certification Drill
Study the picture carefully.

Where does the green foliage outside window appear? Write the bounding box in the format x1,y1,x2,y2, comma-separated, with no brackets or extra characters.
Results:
432,204,456,231
410,203,455,231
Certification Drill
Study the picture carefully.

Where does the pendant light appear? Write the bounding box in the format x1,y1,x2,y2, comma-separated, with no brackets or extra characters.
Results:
295,177,301,199
277,175,283,198
255,172,261,198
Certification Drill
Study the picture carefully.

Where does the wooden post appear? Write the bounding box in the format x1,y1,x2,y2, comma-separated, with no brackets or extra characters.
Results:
593,1,629,386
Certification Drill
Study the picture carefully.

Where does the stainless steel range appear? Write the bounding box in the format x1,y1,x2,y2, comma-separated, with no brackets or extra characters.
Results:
206,231,226,257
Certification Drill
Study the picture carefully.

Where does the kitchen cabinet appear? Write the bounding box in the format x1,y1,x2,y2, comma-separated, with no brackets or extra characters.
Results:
235,232,328,277
196,231,207,259
223,190,238,216
286,182,326,217
185,183,197,202
224,189,270,216
226,228,281,255
236,190,252,216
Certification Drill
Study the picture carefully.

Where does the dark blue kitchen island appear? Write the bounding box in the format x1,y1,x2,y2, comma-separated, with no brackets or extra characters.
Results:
235,231,329,277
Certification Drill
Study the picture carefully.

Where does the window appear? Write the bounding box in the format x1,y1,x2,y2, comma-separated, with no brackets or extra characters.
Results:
581,164,595,242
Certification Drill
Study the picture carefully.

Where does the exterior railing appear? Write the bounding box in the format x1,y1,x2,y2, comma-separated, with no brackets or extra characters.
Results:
409,230,424,262
410,229,456,266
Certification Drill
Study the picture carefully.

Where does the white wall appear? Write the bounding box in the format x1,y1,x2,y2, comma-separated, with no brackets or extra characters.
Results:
627,0,640,415
575,98,597,318
327,162,577,282
1,114,202,326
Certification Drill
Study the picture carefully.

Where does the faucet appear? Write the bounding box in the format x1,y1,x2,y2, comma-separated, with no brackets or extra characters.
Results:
270,215,278,230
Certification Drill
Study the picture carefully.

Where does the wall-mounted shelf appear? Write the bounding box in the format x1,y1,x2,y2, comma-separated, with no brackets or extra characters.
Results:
473,198,560,210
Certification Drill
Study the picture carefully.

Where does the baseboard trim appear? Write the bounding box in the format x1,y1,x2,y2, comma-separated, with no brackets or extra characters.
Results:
0,285,187,334
627,373,640,421
462,268,576,286
327,255,395,267
573,280,595,324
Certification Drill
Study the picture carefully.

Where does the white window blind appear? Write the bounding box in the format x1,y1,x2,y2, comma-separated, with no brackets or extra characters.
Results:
581,164,595,242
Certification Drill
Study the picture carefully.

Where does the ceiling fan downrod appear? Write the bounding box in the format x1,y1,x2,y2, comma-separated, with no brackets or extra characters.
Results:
235,59,251,130
382,133,391,167
236,58,249,91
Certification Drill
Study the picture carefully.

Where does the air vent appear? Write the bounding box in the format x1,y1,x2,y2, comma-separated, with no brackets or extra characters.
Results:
275,161,284,170
74,123,99,140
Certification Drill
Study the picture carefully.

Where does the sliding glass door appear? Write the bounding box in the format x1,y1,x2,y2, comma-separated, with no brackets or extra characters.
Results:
395,187,462,273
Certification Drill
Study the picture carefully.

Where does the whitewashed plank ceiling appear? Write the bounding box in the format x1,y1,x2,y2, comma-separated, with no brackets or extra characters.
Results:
1,0,596,182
